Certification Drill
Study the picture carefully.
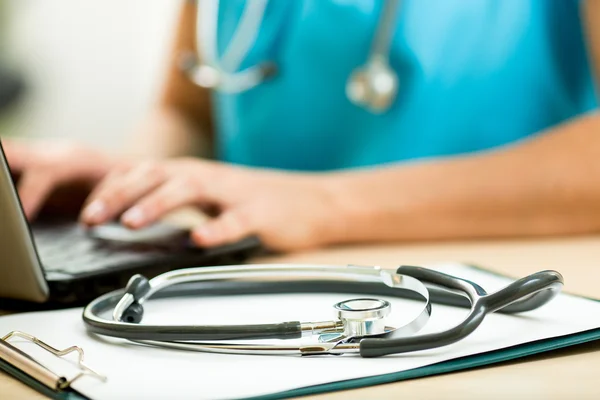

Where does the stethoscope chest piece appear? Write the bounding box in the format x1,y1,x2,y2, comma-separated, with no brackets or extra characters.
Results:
346,57,399,113
319,298,392,343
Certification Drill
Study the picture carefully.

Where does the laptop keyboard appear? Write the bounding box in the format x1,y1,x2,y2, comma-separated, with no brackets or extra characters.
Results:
32,223,169,276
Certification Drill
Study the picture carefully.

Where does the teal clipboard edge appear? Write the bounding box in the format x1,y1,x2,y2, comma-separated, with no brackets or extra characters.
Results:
3,329,598,400
247,327,600,400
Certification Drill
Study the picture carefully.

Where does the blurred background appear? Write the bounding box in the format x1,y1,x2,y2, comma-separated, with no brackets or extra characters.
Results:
0,0,181,150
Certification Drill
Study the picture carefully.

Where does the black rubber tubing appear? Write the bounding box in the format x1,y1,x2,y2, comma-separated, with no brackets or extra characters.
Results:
84,288,303,341
358,266,563,357
83,266,562,345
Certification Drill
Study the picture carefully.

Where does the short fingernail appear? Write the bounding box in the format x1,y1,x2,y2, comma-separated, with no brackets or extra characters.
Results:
122,207,146,227
193,226,215,242
82,200,107,224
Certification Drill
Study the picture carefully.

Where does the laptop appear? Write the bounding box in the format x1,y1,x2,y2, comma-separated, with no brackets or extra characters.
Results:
0,140,261,306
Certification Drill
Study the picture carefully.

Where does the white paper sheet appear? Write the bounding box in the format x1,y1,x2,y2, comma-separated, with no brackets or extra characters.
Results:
1,263,599,400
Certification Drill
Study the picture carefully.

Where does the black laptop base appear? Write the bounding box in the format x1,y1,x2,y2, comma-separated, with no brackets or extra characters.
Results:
0,236,263,311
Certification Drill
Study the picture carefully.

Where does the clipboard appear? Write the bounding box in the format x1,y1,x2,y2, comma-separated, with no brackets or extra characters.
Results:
0,331,104,400
251,326,600,400
248,265,600,400
1,264,600,400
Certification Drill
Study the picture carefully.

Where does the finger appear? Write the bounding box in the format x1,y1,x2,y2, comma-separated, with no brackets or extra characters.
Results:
79,166,131,225
17,171,59,220
191,208,255,247
83,162,132,203
80,163,165,225
120,179,212,229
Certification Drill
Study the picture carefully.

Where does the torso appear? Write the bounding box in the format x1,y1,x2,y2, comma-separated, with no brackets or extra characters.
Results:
211,0,597,171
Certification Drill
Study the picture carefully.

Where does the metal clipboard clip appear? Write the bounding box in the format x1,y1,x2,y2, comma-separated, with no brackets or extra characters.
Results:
0,331,106,391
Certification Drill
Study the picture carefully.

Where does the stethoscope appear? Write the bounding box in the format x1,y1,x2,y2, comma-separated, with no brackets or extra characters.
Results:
180,0,402,113
83,264,563,357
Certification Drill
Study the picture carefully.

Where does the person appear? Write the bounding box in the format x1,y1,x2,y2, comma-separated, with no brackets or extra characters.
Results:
4,0,600,252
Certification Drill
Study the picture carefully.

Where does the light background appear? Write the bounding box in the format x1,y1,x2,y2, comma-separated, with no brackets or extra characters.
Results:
1,0,182,150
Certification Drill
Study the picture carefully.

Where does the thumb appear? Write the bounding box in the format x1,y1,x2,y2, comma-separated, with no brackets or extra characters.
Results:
191,208,255,248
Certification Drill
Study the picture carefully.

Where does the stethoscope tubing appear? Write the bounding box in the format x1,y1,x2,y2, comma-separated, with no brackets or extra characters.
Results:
82,264,563,357
358,266,563,357
83,264,432,342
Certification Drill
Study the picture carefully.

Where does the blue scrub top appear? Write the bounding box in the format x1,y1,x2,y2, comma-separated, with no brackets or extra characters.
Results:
212,0,597,171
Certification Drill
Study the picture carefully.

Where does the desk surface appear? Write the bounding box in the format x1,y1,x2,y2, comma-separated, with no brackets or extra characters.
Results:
2,235,600,399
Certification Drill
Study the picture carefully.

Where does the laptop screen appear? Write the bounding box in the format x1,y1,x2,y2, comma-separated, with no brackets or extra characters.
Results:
0,139,49,302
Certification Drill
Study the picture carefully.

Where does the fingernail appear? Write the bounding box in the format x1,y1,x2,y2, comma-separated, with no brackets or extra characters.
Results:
193,226,215,243
122,207,146,228
82,201,107,224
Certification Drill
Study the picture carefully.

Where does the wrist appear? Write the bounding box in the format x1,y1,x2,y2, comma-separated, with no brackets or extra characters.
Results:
317,167,433,245
316,172,375,245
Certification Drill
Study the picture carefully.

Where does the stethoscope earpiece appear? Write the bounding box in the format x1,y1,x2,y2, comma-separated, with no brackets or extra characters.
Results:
112,274,150,323
180,51,277,93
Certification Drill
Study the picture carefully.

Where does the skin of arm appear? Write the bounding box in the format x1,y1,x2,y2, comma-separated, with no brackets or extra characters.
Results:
323,1,600,245
328,112,600,244
81,1,600,251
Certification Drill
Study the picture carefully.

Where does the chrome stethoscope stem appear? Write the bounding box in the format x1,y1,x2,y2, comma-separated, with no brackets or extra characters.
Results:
112,264,390,321
133,339,361,356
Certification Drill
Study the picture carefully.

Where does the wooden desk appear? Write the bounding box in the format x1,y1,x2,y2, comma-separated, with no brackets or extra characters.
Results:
2,235,600,399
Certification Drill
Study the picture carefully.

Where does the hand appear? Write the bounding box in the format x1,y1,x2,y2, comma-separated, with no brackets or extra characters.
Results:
80,158,345,251
3,139,117,220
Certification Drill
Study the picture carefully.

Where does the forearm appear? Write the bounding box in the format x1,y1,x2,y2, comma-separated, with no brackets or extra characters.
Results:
328,112,600,243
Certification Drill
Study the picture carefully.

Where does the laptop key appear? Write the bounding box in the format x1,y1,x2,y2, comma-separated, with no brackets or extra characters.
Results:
32,222,171,276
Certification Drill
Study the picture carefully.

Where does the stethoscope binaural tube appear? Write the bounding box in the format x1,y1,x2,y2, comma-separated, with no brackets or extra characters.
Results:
82,264,563,357
183,0,404,112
